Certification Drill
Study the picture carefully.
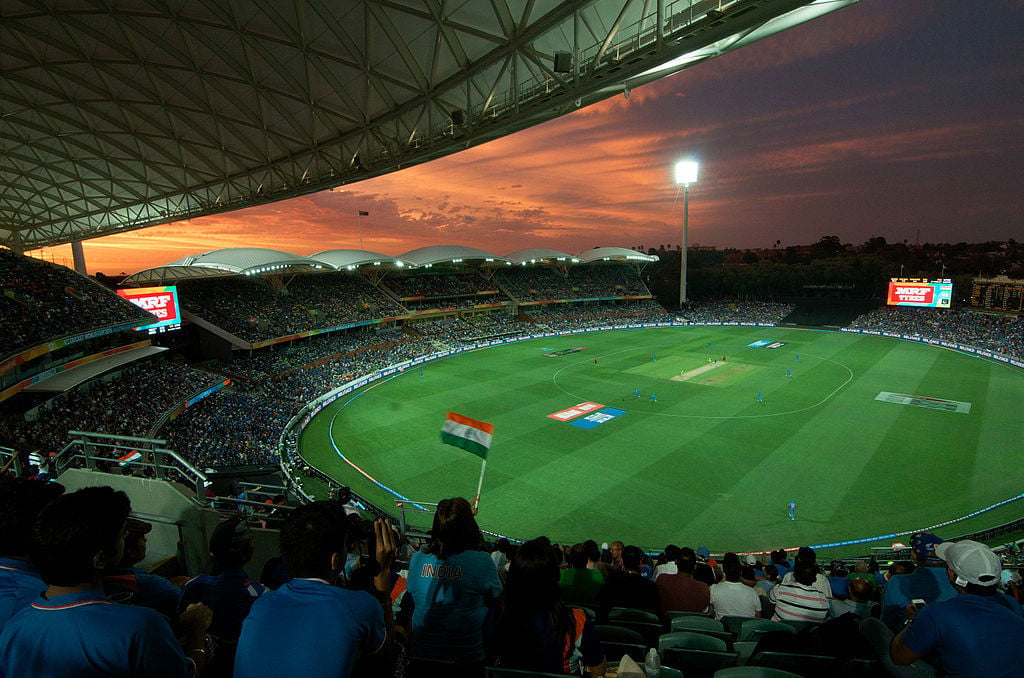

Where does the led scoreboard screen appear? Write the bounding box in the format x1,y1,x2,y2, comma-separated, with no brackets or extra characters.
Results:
116,286,182,333
886,279,953,308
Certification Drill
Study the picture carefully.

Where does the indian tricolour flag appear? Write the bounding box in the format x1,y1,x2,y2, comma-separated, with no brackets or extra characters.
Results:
440,412,493,459
118,450,143,466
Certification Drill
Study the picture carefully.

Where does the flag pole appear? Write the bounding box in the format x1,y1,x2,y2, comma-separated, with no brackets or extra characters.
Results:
473,459,487,511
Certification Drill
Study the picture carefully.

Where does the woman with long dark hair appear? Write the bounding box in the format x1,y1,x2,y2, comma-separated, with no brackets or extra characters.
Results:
491,538,605,676
405,497,502,672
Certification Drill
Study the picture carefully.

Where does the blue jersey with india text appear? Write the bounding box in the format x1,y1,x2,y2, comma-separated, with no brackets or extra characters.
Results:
406,549,502,662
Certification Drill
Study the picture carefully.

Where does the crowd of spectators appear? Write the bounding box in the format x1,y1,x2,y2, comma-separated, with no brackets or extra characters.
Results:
283,273,405,323
162,389,299,469
566,266,650,297
495,266,652,301
496,267,577,300
848,306,1024,359
5,481,1020,677
211,328,406,381
680,300,794,325
176,278,317,342
526,300,676,330
0,359,223,459
0,249,153,357
171,264,659,344
382,272,493,299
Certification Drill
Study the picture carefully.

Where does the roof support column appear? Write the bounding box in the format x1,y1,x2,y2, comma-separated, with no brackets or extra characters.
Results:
71,241,88,275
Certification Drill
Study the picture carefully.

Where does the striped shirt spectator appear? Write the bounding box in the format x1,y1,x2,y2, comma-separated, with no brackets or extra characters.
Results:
768,561,830,622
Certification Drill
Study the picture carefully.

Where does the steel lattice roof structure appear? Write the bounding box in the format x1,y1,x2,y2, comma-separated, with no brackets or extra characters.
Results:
1,0,858,252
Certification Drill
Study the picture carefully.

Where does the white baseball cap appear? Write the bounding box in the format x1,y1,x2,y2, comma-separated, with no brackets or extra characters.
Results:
935,540,1001,587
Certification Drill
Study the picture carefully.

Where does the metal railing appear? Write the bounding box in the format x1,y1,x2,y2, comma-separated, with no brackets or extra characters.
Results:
53,431,210,502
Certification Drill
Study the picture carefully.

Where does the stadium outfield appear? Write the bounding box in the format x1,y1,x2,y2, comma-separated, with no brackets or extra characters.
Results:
298,324,1024,555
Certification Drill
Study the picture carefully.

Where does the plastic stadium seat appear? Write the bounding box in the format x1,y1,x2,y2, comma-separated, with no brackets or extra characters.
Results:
720,615,757,638
669,616,734,645
667,610,714,620
607,620,663,648
662,647,739,678
659,631,728,654
609,607,660,623
715,667,803,678
738,619,795,642
595,624,643,644
781,620,822,635
748,652,842,677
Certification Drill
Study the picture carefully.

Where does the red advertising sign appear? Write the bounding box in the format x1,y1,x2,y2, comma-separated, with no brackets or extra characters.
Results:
887,282,935,306
116,286,180,327
547,402,604,421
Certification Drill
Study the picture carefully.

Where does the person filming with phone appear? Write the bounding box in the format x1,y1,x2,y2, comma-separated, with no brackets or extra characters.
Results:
888,540,1024,677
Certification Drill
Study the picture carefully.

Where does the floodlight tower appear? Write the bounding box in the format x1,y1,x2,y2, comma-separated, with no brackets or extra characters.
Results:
675,159,699,308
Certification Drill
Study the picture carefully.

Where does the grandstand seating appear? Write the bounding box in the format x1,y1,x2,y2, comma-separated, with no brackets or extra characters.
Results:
0,250,153,357
3,256,1023,678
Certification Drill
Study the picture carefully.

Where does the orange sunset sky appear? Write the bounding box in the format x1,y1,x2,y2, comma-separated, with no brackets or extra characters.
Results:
29,0,1024,276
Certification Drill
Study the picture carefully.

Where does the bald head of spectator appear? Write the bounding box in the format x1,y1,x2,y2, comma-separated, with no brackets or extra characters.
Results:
848,576,874,603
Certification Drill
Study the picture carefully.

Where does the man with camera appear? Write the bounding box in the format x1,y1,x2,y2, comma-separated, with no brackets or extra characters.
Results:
234,502,397,678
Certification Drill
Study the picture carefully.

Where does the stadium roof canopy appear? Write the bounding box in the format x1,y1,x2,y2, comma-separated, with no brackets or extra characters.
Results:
122,243,658,283
122,247,323,284
311,249,406,271
577,247,660,263
1,0,859,253
398,245,510,267
505,249,579,264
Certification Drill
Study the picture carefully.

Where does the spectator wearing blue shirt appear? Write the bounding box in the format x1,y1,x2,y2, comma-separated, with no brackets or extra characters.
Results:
0,477,64,632
235,502,396,678
880,533,958,631
103,517,183,620
891,540,1024,677
406,497,502,671
0,486,212,677
179,517,266,677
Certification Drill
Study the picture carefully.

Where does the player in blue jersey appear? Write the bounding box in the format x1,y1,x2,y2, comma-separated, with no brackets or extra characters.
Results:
788,501,796,521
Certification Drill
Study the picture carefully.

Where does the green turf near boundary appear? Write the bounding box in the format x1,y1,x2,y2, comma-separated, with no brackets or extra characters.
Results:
299,327,1024,554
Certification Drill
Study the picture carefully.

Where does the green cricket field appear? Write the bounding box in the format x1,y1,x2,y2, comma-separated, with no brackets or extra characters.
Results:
299,327,1024,554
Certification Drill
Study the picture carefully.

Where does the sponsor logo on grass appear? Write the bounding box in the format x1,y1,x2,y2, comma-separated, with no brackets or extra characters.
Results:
748,340,772,348
543,347,586,357
766,342,786,349
570,408,627,429
875,392,972,414
547,402,604,421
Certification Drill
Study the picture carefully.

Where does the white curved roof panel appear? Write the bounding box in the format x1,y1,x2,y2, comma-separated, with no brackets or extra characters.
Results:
504,249,579,264
576,247,659,263
398,245,509,267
